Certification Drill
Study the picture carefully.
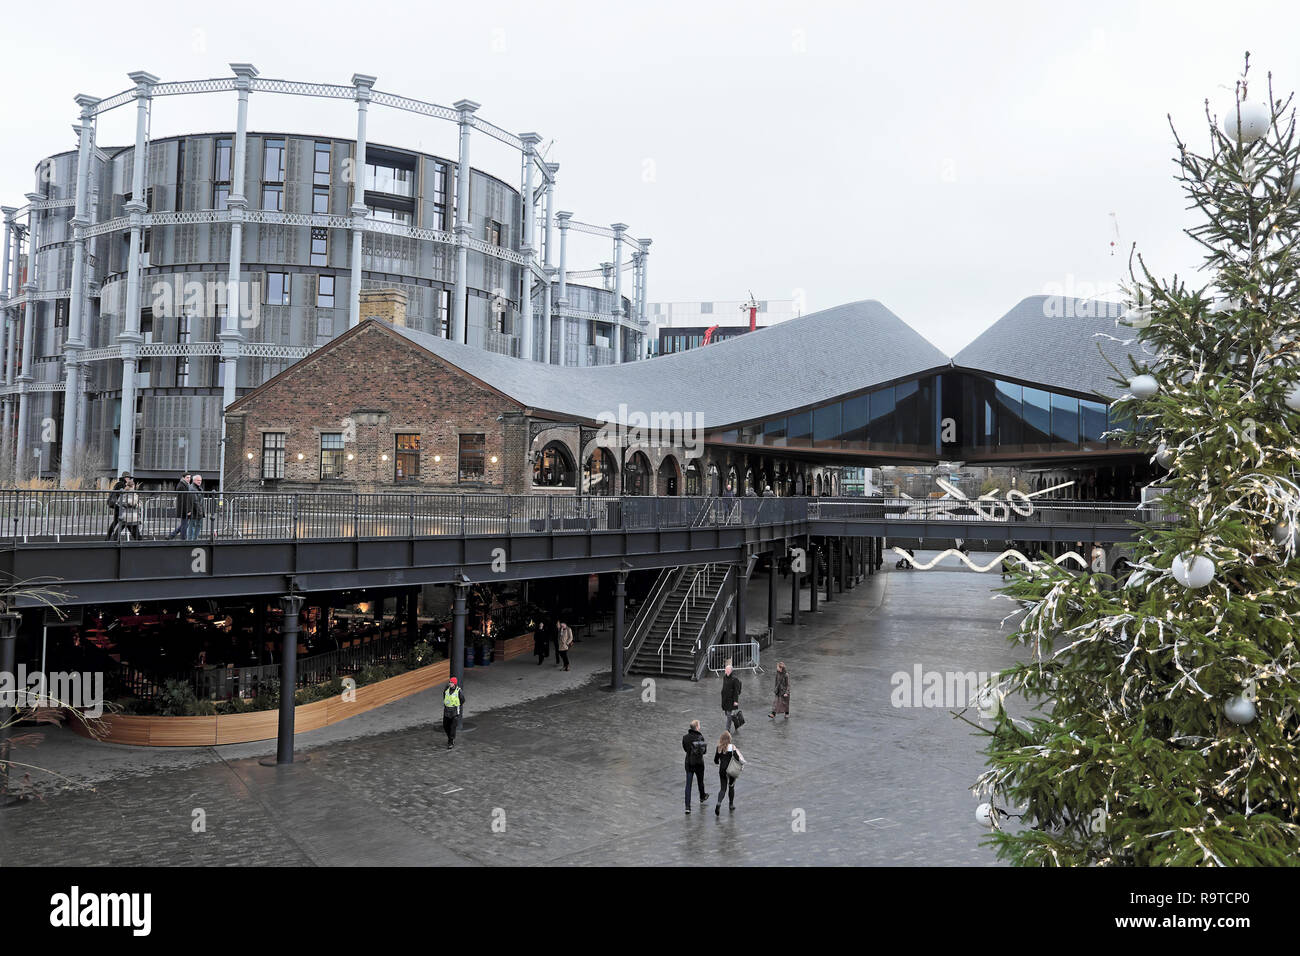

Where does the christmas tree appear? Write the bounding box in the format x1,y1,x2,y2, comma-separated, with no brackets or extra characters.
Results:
976,56,1300,866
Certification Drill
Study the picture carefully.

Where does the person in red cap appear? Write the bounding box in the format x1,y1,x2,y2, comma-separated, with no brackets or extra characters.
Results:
442,676,465,749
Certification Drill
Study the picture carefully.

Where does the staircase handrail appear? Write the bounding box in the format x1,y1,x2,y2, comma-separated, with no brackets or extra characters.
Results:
623,564,686,666
691,564,738,680
655,564,716,672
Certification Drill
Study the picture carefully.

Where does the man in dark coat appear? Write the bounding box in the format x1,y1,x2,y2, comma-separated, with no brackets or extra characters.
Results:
168,472,192,539
681,719,710,814
186,474,206,539
104,474,129,540
721,664,743,733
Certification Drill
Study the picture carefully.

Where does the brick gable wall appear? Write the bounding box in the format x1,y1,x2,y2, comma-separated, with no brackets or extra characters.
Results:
224,322,526,492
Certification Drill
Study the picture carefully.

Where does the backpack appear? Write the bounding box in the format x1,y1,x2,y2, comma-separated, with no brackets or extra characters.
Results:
690,737,708,759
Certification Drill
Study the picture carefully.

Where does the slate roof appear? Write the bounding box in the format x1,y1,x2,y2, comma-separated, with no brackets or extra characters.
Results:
950,295,1136,400
389,299,950,429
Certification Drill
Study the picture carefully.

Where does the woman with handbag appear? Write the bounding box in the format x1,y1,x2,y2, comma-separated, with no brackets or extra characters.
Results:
713,730,744,816
769,661,790,719
117,478,143,541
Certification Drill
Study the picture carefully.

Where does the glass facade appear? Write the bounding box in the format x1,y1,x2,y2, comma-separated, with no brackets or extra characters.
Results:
712,371,1126,459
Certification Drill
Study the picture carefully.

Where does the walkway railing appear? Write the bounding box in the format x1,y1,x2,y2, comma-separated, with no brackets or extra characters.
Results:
0,490,1154,544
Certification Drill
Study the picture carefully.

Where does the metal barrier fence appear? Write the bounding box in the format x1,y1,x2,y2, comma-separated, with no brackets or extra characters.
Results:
0,490,1155,544
706,641,762,675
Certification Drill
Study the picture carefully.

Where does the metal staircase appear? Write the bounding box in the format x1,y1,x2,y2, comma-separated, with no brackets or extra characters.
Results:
626,563,735,680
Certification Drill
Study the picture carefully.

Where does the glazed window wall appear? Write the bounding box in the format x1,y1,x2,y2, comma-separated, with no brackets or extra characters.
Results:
721,372,1123,458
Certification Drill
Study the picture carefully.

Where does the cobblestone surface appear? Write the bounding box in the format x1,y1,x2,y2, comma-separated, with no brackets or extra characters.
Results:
0,553,1023,866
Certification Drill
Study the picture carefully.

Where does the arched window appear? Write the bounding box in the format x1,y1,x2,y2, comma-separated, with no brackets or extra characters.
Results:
658,456,681,496
684,460,702,496
624,451,652,496
583,447,615,495
533,441,576,488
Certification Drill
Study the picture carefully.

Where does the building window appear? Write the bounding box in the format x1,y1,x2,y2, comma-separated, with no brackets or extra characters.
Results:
213,185,230,211
395,434,420,481
214,137,232,182
458,433,486,482
488,221,502,246
266,272,291,306
54,299,69,328
701,302,713,314
533,441,575,488
262,185,283,212
365,159,414,197
317,275,335,308
437,289,450,336
313,185,329,214
263,138,286,183
320,432,345,479
366,205,412,225
261,432,285,480
311,227,328,266
176,313,191,387
313,142,331,186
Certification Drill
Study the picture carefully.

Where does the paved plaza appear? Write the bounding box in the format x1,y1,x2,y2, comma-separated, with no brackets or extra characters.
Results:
0,553,1024,866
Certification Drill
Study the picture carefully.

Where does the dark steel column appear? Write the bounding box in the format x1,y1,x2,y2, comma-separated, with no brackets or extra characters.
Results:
790,544,800,626
406,589,419,641
767,552,777,634
810,545,820,613
825,539,834,602
843,538,852,590
276,593,304,765
451,584,467,683
734,561,747,643
610,571,627,689
0,611,18,796
372,593,384,623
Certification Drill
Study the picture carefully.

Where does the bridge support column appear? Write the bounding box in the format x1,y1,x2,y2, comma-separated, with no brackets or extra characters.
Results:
810,546,820,614
825,539,834,603
0,611,17,796
609,571,626,690
844,538,853,590
451,584,467,683
733,560,747,644
276,593,304,765
789,545,800,626
406,589,419,641
767,552,777,637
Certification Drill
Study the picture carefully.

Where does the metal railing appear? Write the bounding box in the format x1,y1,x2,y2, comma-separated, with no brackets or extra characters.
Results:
623,564,685,660
656,564,723,673
0,490,1157,545
706,641,761,675
691,564,738,681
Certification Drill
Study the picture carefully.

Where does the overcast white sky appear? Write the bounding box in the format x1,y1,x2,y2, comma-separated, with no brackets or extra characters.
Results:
3,0,1299,354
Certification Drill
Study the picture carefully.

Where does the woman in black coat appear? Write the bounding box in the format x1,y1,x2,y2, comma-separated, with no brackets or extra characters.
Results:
713,731,745,816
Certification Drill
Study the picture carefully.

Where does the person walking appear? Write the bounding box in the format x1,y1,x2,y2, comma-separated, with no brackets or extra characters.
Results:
713,730,744,816
442,676,464,749
721,663,742,734
104,474,129,540
681,719,710,814
533,623,549,665
555,619,573,671
168,472,192,539
117,477,143,541
186,474,206,539
769,661,791,719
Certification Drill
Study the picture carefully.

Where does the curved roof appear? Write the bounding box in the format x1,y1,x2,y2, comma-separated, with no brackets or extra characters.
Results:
951,295,1134,400
391,299,949,429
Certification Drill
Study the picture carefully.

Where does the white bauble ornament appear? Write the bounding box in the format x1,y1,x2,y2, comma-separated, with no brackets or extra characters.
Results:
1272,522,1299,549
1154,443,1174,468
1171,552,1215,589
1224,695,1257,725
1129,374,1159,399
1286,383,1300,411
975,802,996,827
1289,171,1300,198
1222,100,1271,144
1124,306,1152,329
977,688,1003,720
